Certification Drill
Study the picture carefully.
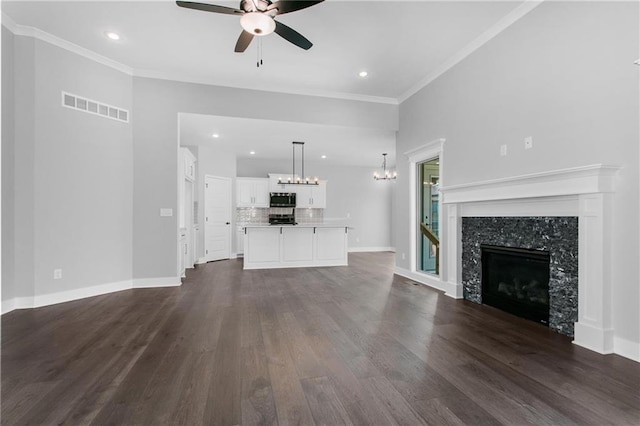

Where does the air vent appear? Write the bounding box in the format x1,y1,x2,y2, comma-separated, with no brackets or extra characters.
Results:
61,91,129,123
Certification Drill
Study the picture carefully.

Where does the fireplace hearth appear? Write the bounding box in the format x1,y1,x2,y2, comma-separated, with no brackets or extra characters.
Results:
481,245,550,326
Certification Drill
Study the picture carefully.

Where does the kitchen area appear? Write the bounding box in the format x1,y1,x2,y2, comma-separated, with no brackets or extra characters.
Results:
236,172,349,270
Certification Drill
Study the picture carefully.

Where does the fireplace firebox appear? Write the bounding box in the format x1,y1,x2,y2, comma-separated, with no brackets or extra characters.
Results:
481,245,550,326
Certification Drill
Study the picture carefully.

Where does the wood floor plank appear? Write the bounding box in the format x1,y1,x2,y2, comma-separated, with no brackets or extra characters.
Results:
3,253,640,425
301,376,353,426
260,290,315,426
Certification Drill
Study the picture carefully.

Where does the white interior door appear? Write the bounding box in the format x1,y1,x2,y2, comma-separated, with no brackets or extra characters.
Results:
204,175,231,262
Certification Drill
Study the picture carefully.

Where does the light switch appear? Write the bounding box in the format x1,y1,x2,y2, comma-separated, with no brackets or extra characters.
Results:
160,208,173,217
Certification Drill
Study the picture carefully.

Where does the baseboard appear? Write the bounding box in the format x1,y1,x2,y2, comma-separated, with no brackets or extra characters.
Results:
2,296,35,314
573,322,615,355
348,247,395,253
613,336,640,362
132,277,181,288
2,277,182,315
196,257,208,265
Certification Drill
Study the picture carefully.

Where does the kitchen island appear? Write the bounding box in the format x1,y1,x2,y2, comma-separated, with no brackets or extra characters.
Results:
242,224,348,270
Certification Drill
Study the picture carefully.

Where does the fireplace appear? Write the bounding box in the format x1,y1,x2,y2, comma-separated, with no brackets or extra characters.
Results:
461,217,578,337
481,245,550,326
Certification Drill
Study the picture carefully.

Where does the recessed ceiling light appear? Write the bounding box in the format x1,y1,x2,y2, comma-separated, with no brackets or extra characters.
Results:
250,151,256,155
104,31,121,41
212,133,220,138
358,71,368,78
321,155,327,159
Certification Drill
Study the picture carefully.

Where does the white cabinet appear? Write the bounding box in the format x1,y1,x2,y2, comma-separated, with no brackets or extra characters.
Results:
236,178,269,208
295,183,327,208
179,229,187,278
245,227,281,264
315,227,347,262
243,225,347,270
237,228,244,255
282,227,314,262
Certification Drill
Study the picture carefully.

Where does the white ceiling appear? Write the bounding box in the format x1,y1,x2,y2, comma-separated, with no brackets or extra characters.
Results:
180,113,397,167
3,0,526,166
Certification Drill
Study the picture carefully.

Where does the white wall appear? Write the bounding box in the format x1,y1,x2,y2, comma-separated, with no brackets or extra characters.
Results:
132,77,398,280
2,26,16,305
395,2,639,347
237,158,394,250
3,30,133,308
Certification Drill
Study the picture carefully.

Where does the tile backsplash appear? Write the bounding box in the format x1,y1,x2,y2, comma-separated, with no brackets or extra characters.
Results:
236,208,323,224
236,208,269,224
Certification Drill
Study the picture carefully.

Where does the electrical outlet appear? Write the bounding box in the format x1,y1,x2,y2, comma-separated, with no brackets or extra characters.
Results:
524,136,533,150
356,237,360,243
53,269,62,279
402,253,406,260
500,144,508,156
346,213,350,219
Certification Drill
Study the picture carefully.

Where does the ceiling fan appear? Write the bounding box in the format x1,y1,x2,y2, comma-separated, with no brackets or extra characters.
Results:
176,0,324,53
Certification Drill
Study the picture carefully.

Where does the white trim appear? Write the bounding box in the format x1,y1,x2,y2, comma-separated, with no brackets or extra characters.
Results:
440,164,621,204
394,267,460,299
398,0,544,103
348,246,395,253
404,138,446,162
405,138,445,290
443,165,623,357
613,336,640,362
2,280,132,314
134,69,398,105
1,15,395,105
132,277,182,288
2,296,34,314
1,14,132,75
2,277,183,315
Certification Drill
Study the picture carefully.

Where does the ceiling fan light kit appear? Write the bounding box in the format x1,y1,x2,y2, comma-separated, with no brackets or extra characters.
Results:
176,0,324,54
240,12,275,35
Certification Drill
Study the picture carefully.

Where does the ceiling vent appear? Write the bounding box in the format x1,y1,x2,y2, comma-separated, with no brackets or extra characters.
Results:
61,91,129,123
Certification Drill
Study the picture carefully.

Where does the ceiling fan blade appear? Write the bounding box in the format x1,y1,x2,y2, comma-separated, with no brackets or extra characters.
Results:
235,30,254,52
274,21,313,50
268,0,324,16
176,1,244,15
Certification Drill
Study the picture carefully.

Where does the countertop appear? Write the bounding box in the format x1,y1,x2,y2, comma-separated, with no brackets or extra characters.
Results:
240,223,351,229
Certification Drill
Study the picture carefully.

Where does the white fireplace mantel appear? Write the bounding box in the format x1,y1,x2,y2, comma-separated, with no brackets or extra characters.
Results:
440,164,621,356
440,164,620,204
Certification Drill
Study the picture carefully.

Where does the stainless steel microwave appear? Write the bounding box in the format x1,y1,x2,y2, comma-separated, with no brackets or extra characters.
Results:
270,192,296,207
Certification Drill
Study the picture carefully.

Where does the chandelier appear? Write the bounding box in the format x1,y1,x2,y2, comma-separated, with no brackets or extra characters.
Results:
373,153,396,180
277,141,320,185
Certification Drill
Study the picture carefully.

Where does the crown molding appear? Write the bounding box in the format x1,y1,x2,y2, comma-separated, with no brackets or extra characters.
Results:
133,68,399,105
2,12,133,75
1,12,397,105
397,0,544,103
2,0,543,106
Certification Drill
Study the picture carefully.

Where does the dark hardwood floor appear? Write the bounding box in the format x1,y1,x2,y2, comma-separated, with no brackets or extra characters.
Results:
2,252,639,425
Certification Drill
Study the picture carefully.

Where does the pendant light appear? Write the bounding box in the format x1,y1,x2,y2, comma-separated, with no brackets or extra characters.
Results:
278,141,320,185
374,153,397,180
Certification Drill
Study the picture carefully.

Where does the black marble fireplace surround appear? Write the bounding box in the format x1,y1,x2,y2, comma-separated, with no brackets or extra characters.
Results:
462,217,579,336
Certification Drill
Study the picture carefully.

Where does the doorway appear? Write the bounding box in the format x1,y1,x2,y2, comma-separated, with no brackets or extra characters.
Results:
418,157,440,275
204,175,232,262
